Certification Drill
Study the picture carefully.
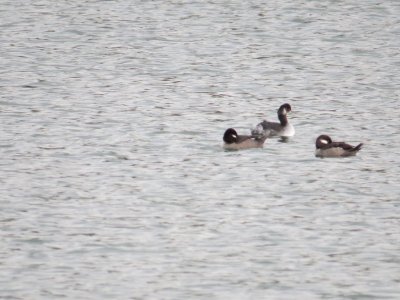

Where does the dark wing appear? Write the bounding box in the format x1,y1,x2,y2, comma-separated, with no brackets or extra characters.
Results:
236,134,253,143
328,142,363,152
251,120,280,137
259,120,282,132
237,134,267,144
352,143,363,151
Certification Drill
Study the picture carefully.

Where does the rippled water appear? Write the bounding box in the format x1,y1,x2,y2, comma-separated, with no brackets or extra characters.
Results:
1,0,400,299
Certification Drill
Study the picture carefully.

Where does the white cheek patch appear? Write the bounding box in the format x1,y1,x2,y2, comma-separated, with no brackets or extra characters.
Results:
320,139,329,144
282,108,287,115
232,135,237,138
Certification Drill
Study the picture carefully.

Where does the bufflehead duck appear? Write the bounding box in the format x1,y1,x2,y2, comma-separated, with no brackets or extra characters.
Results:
315,135,363,158
252,103,295,138
223,128,267,150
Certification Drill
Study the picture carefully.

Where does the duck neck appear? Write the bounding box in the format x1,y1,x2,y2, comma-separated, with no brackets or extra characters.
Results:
278,113,288,126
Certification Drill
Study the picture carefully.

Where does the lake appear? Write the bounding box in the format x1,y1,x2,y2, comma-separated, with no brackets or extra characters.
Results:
0,0,399,299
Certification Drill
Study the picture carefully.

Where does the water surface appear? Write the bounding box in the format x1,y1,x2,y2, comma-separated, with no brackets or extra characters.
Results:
1,0,400,299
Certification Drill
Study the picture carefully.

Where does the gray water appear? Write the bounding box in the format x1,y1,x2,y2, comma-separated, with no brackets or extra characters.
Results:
1,0,400,299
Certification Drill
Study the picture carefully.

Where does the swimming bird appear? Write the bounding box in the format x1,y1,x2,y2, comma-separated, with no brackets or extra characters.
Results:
315,135,363,158
251,103,295,138
223,128,267,150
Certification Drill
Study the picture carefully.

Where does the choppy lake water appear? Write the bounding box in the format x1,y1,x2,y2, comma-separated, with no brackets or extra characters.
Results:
1,0,400,299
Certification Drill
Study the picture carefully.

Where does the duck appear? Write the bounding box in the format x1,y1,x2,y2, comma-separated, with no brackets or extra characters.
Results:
315,135,363,158
251,103,295,138
223,128,267,150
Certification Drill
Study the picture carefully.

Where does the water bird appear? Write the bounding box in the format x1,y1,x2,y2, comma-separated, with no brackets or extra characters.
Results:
251,103,295,138
223,128,267,150
315,135,363,158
